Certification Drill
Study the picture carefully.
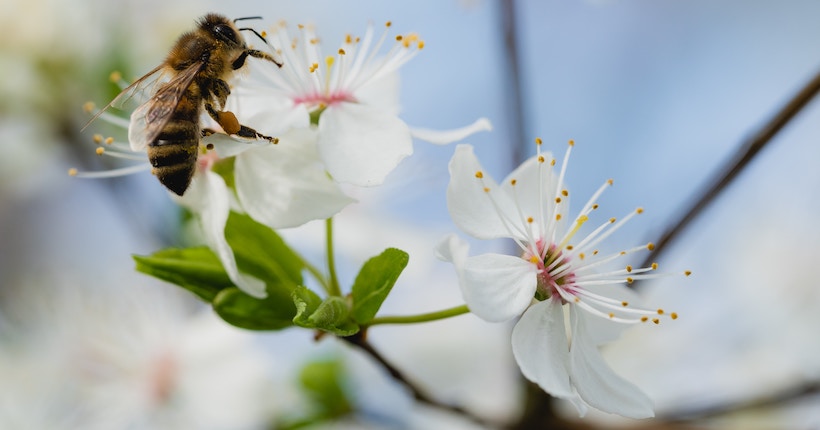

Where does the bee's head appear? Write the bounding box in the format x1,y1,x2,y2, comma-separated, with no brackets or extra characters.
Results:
199,13,244,47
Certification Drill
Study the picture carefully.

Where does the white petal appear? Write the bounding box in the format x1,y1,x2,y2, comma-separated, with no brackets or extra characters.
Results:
317,102,413,186
511,299,575,399
434,234,469,269
462,253,537,322
235,129,355,229
582,284,643,345
410,117,493,145
499,153,557,239
173,171,267,299
354,71,400,115
227,83,311,136
446,144,519,240
568,308,655,418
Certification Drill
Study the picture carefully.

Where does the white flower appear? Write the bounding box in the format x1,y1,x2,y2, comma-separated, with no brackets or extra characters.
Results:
73,101,353,298
438,142,688,418
229,21,491,187
0,283,276,430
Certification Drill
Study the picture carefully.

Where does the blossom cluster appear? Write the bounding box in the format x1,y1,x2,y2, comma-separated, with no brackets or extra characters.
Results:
75,18,686,420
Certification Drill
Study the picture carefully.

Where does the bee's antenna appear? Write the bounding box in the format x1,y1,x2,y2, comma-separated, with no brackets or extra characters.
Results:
234,16,263,23
239,27,269,44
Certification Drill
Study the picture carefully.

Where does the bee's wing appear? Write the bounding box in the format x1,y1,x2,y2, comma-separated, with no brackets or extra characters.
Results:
81,65,166,132
127,61,205,151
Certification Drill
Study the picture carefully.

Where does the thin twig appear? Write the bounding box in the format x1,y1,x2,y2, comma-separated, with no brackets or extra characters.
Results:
342,332,499,428
640,67,820,268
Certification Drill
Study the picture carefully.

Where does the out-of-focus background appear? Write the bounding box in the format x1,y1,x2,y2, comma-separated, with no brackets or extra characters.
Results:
2,0,820,428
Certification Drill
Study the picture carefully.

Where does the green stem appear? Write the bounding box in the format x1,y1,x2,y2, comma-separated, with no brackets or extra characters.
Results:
367,305,470,326
325,217,342,297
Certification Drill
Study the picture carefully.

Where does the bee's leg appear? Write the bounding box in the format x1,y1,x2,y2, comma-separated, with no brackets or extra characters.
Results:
233,49,283,70
210,79,231,110
247,49,283,67
205,103,278,144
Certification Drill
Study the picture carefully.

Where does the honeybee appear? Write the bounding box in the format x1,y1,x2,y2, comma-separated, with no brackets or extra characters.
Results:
86,13,282,195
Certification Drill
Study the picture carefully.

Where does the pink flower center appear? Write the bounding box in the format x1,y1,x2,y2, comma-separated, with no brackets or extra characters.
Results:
293,91,356,107
524,240,577,302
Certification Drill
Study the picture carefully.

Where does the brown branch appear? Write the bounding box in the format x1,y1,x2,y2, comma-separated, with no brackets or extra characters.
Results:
342,332,500,428
640,67,820,268
659,380,820,422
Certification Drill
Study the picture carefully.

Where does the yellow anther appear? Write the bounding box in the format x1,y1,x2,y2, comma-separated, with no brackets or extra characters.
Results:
636,207,644,214
68,168,78,176
607,179,614,185
641,316,649,322
298,24,305,29
609,217,616,223
83,101,95,113
608,313,614,318
568,139,575,146
483,187,490,193
95,147,105,155
345,34,353,44
671,312,679,320
395,35,403,41
550,159,556,166
647,243,656,251
657,309,665,315
555,214,562,221
338,48,346,55
565,245,573,250
651,262,658,270
527,217,533,223
652,318,660,325
561,189,568,197
592,204,599,210
385,21,392,27
510,179,517,185
260,30,267,38
592,250,599,255
621,301,629,307
579,252,586,260
555,197,562,204
417,40,425,49
626,277,634,284
309,63,318,73
574,297,580,303
535,137,543,145
529,256,539,264
93,134,103,144
626,265,633,273
475,170,484,178
685,270,692,276
104,137,114,145
109,71,122,83
537,155,545,163
310,38,319,44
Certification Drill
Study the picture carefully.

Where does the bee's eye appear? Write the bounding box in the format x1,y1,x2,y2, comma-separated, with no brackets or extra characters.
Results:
214,24,239,44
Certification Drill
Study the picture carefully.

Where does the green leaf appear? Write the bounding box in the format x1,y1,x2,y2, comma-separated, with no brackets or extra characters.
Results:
350,248,409,324
225,212,304,288
213,286,296,330
299,359,353,418
292,286,359,336
133,247,232,302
